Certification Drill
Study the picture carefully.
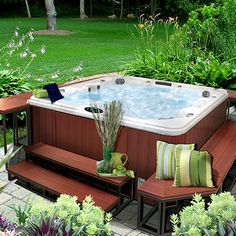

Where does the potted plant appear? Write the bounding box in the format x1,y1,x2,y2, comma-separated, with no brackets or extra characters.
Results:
92,100,123,173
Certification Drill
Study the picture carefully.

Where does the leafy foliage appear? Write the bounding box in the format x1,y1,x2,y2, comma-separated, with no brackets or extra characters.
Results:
0,69,30,98
19,195,113,235
182,0,236,61
0,214,16,233
0,146,22,193
124,1,236,89
8,197,32,226
22,216,77,236
171,192,236,236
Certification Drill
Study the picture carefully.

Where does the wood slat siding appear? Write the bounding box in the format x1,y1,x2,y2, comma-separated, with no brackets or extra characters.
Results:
31,101,227,180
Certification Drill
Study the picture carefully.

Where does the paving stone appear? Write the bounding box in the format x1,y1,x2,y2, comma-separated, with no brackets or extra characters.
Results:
139,233,153,236
0,172,8,181
122,201,138,213
3,182,21,194
115,207,137,223
5,197,27,209
110,221,133,236
123,214,137,229
0,192,12,204
11,187,33,200
0,203,11,215
0,179,7,186
127,229,143,236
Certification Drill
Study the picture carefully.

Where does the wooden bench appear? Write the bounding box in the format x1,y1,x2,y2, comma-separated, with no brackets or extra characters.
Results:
8,142,134,215
137,121,236,236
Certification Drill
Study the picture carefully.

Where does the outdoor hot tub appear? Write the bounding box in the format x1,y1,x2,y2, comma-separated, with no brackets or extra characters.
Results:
28,76,228,179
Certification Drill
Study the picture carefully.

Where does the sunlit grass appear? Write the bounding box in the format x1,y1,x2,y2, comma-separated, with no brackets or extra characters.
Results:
0,17,167,87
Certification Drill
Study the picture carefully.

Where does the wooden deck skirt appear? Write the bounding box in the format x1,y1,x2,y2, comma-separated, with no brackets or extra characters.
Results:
31,100,227,180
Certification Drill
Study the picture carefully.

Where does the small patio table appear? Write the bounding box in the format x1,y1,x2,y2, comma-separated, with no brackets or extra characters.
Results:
0,92,32,154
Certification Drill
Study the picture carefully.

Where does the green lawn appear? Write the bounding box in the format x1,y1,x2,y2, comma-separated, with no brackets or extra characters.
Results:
0,17,168,87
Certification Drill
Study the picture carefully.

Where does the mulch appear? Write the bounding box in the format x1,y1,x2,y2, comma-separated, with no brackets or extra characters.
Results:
33,29,73,35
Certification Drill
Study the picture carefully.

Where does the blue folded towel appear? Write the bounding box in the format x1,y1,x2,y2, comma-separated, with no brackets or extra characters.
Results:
43,83,64,104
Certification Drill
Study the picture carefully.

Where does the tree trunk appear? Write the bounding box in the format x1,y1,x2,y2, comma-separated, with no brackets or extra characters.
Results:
24,0,31,18
80,0,88,19
120,0,123,19
45,0,57,30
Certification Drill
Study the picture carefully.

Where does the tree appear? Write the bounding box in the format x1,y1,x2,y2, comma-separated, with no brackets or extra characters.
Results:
80,0,88,19
45,0,57,30
24,0,31,18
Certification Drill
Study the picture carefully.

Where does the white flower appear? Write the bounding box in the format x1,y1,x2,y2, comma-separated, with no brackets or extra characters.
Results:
31,53,37,58
14,31,19,37
28,32,34,42
18,41,22,48
7,43,14,49
51,73,59,79
40,46,46,54
20,52,27,58
36,77,44,81
73,65,82,72
6,63,10,67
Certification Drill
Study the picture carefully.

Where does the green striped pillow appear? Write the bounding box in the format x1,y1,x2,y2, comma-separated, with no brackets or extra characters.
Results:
156,141,195,179
174,149,214,187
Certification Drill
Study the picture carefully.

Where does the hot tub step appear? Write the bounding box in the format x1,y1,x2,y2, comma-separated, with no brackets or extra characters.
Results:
7,161,119,212
25,142,130,186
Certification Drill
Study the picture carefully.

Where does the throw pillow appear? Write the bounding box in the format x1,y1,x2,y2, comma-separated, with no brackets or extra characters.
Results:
174,149,214,187
156,141,195,179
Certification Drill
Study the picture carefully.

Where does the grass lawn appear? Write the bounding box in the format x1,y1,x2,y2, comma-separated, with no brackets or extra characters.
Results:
0,17,167,88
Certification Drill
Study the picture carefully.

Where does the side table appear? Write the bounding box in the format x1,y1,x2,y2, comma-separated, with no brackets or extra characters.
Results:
0,92,32,154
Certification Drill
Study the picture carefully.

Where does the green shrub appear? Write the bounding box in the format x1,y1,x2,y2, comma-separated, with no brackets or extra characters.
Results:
124,2,236,89
182,0,236,61
171,192,236,236
19,195,113,235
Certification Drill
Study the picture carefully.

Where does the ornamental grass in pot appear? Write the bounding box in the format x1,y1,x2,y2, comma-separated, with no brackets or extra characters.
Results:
92,100,124,174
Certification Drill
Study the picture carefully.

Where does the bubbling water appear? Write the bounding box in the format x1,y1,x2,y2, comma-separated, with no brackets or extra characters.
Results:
62,83,202,120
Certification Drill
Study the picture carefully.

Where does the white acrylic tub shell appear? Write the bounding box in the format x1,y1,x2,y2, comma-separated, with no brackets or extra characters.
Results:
28,76,228,136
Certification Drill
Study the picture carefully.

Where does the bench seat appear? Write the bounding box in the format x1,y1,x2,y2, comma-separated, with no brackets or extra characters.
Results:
138,174,218,202
137,121,236,236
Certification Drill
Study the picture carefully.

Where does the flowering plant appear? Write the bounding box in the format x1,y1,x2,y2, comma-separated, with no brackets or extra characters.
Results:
0,28,46,98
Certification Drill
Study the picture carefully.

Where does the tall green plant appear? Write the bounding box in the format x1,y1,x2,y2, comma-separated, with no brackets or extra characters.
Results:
0,146,22,193
92,100,123,149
